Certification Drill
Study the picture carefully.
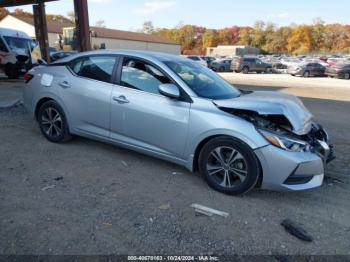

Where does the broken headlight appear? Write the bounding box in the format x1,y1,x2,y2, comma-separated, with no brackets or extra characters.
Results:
259,129,309,152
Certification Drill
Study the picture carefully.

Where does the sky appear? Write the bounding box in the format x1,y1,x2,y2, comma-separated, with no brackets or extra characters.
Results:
7,0,350,31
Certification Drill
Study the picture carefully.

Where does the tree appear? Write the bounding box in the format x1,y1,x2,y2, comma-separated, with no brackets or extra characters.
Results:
202,29,218,48
67,11,75,22
94,19,106,28
140,21,155,34
0,7,9,20
251,20,266,49
238,27,253,45
287,25,313,54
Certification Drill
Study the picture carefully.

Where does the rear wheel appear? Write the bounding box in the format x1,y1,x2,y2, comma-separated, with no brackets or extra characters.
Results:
264,67,270,73
344,72,350,80
38,100,72,143
242,66,249,74
303,71,310,78
219,66,225,72
198,137,260,195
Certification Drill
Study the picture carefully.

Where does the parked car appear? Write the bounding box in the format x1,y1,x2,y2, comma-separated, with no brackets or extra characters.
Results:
325,63,350,79
0,27,37,78
50,51,78,62
288,62,326,77
23,50,334,195
210,59,232,72
231,57,272,74
185,55,208,67
201,56,216,67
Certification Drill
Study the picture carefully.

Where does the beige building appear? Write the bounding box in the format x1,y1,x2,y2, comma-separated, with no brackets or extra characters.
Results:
0,15,181,54
207,45,260,57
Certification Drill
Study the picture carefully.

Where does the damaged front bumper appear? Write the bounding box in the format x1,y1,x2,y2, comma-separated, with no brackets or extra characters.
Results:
254,127,335,191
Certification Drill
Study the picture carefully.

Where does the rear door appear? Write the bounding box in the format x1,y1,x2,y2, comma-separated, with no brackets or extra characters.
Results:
110,56,191,158
58,55,118,137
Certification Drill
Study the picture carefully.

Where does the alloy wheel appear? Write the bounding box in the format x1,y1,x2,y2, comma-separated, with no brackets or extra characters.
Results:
206,146,248,188
41,107,63,138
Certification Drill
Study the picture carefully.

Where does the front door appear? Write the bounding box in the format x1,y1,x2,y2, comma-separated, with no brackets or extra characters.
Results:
110,57,190,158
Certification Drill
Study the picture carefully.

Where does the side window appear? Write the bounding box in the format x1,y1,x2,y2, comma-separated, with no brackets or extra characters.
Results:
70,56,116,83
0,38,8,52
120,58,171,95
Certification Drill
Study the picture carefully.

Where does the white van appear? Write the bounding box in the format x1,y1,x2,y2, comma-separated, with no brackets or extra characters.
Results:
0,27,39,79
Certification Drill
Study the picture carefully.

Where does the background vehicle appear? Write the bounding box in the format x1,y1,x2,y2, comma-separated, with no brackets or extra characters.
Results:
288,62,326,77
50,51,78,62
23,50,333,195
210,59,232,72
185,55,208,67
0,27,37,79
201,56,216,67
231,57,272,74
325,63,350,79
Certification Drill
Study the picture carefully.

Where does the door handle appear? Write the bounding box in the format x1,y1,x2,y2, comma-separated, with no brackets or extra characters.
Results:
59,81,71,88
113,95,129,104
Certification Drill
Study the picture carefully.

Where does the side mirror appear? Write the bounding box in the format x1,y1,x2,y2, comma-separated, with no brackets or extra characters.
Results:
158,84,180,99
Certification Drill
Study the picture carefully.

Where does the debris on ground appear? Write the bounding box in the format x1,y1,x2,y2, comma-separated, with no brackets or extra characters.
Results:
158,203,171,210
41,185,56,191
171,171,182,175
191,203,229,218
281,219,313,242
324,176,345,185
102,222,112,227
121,160,128,167
54,176,64,181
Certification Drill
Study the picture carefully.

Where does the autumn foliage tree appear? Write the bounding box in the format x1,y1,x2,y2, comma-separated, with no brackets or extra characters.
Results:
150,20,350,55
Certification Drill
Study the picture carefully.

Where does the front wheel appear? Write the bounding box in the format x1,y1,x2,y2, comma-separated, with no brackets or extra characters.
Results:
242,66,249,74
38,100,72,143
198,137,260,195
303,71,310,78
344,72,350,80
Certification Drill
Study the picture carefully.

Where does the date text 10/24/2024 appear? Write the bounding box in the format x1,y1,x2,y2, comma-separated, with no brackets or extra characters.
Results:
127,256,219,261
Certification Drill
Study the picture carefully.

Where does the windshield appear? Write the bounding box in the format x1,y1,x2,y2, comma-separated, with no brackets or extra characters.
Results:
3,36,35,51
164,60,240,99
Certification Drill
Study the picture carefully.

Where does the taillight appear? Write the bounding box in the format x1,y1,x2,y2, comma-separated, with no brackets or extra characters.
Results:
24,73,34,83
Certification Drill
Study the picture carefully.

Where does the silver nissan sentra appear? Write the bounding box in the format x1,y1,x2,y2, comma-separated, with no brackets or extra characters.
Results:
23,50,335,195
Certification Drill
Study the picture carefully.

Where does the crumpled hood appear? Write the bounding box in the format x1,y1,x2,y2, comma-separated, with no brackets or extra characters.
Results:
214,91,313,135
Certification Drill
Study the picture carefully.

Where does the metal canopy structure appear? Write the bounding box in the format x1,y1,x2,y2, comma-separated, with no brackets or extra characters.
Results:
0,0,58,7
0,0,91,62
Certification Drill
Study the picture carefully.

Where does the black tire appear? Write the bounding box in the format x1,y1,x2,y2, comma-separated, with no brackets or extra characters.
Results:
38,100,72,143
5,63,19,79
303,71,310,78
256,71,262,74
264,67,270,74
242,66,249,74
291,74,296,76
344,72,350,80
234,70,240,73
219,66,225,72
198,136,260,195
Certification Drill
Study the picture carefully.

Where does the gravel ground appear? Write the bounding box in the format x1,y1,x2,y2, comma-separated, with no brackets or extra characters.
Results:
0,87,350,256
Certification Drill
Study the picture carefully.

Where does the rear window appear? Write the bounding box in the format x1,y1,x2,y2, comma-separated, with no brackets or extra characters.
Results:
69,56,116,83
244,58,255,62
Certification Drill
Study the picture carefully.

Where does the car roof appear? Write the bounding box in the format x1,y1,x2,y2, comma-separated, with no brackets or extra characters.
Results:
51,49,186,64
